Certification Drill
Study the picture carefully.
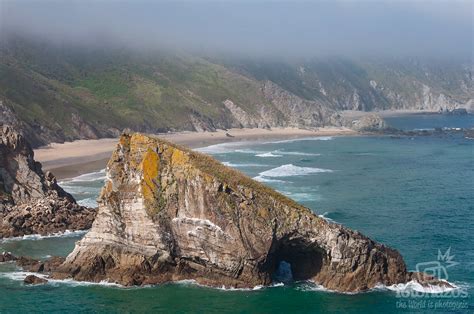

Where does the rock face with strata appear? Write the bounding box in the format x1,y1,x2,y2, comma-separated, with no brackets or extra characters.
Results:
0,125,96,238
52,132,429,292
349,114,388,132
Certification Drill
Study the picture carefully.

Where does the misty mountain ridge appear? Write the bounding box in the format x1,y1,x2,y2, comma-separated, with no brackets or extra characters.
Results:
0,36,472,147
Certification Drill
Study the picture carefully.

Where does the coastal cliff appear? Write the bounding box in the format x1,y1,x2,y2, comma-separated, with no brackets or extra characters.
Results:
53,132,429,292
0,125,96,238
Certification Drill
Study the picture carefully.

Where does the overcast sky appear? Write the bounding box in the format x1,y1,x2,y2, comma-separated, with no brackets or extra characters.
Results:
1,0,472,58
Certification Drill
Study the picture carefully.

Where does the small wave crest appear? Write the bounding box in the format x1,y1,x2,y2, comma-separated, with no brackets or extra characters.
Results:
0,271,122,287
275,150,321,157
255,152,283,158
175,279,283,291
196,142,259,154
77,197,98,208
253,175,286,183
221,162,267,168
59,169,106,184
281,191,322,202
267,136,333,144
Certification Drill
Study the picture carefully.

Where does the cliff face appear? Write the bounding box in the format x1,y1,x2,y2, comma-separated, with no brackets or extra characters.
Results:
0,125,96,238
55,132,416,292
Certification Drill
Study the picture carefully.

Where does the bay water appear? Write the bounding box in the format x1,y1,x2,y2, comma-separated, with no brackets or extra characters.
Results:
1,115,472,313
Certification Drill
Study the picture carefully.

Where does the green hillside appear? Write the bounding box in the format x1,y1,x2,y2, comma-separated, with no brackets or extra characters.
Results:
0,36,471,147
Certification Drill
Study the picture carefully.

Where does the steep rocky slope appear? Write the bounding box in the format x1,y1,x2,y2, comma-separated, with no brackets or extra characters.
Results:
1,37,471,147
0,125,96,238
227,58,473,112
53,132,437,291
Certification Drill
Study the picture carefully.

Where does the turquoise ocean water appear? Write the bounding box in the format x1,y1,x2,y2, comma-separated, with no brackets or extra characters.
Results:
1,115,473,313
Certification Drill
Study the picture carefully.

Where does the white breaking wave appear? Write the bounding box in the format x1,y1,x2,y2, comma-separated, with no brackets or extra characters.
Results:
296,282,332,293
0,230,88,243
274,150,321,157
77,197,98,208
59,169,106,184
0,271,122,287
175,279,283,291
258,164,333,178
267,136,333,144
377,280,460,294
221,162,267,168
253,175,286,183
281,191,322,202
58,185,101,195
196,142,260,154
255,152,283,158
318,212,336,223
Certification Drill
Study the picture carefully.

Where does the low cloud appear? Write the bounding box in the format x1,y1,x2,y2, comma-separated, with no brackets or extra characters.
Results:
1,0,472,58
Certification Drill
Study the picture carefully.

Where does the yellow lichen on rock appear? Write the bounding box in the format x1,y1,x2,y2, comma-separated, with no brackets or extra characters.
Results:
141,148,160,207
170,147,189,166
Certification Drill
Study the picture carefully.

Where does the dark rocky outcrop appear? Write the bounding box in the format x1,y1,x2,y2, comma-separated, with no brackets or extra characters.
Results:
17,256,65,273
0,252,17,262
51,132,444,292
348,113,388,132
0,125,96,238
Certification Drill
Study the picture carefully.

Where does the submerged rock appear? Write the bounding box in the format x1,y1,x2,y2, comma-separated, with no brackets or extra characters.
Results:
0,125,96,238
53,132,433,292
24,275,48,285
464,128,474,139
0,252,17,262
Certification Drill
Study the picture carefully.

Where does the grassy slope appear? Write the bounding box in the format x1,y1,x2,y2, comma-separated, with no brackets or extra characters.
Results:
0,37,471,146
0,39,272,145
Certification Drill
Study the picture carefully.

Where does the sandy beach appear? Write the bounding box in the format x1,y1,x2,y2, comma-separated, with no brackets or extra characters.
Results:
34,127,357,179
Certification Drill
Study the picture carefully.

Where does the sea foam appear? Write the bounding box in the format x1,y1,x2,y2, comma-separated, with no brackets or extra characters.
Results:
221,162,267,168
196,142,259,154
253,176,285,183
0,230,88,243
0,271,122,287
60,169,106,184
258,164,333,178
281,191,322,202
77,197,98,208
274,150,321,157
374,279,464,294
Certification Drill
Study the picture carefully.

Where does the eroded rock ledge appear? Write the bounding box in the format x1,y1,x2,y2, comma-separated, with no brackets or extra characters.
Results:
0,125,96,238
53,132,431,292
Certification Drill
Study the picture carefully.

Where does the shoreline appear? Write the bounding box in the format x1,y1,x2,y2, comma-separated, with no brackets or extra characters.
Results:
34,127,357,179
340,109,439,119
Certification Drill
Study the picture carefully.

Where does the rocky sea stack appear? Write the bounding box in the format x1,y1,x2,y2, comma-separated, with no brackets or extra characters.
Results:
53,132,437,292
0,125,96,238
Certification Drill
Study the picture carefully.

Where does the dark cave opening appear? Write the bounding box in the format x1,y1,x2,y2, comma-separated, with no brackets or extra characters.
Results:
267,237,324,283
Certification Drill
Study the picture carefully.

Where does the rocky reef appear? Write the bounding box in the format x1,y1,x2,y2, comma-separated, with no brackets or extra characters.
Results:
0,125,96,238
51,132,440,292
